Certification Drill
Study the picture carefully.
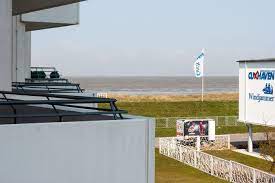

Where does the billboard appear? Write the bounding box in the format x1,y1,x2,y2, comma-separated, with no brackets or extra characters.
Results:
184,120,208,136
176,119,215,140
239,60,275,127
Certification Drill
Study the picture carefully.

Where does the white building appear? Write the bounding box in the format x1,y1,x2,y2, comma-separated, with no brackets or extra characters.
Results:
0,1,155,182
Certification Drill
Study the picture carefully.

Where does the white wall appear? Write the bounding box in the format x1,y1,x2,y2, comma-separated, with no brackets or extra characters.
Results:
0,0,12,90
0,118,155,183
12,16,31,82
239,61,275,127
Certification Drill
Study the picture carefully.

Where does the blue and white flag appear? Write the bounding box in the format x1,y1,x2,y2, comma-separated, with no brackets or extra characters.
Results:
194,49,205,78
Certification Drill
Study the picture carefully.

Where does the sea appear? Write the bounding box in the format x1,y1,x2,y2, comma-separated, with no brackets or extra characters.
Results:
69,76,238,95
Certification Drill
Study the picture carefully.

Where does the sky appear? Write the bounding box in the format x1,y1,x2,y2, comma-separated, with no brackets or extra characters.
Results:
32,0,275,76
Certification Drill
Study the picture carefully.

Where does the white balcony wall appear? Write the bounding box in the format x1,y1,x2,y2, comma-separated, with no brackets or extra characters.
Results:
12,16,31,82
0,118,155,183
0,0,12,91
21,3,79,31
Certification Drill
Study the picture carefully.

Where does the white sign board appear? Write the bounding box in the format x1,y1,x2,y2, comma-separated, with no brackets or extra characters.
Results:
239,60,275,127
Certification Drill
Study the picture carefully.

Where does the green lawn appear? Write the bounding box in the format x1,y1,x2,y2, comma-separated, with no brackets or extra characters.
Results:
115,101,238,117
156,149,227,183
205,150,275,174
106,101,275,136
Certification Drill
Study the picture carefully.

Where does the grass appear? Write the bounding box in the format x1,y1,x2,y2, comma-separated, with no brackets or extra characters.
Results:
109,93,238,102
115,101,238,117
156,128,177,137
102,100,274,136
155,149,227,183
205,150,275,174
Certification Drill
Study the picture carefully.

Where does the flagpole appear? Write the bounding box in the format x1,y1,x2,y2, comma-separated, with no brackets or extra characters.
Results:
202,74,204,102
201,50,204,102
194,48,205,102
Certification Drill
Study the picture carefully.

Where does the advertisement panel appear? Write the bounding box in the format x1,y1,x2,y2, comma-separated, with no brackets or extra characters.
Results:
176,119,215,140
239,60,275,127
184,120,208,136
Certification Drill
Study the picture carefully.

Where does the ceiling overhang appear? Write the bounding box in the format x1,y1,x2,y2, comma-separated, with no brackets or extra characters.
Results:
21,3,79,31
13,0,84,15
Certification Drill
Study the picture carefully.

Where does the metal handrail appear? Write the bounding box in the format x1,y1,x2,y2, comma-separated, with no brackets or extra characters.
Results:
1,90,107,100
31,66,57,72
12,82,84,93
13,82,80,86
25,78,70,83
0,91,127,124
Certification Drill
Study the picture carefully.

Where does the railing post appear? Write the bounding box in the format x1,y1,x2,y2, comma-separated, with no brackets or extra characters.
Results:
229,161,233,182
225,116,228,126
252,169,256,183
196,136,200,151
216,116,219,126
166,118,169,128
179,146,182,162
194,150,197,168
211,155,214,175
228,135,231,149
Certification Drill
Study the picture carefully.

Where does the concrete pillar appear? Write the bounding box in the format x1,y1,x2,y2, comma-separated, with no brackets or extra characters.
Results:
0,0,12,91
247,124,253,153
12,16,31,83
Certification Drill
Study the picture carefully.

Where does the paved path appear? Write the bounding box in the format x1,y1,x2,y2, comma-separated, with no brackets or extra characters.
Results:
155,132,275,148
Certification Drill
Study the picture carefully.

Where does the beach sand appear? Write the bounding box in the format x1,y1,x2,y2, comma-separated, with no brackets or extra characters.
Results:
108,92,238,102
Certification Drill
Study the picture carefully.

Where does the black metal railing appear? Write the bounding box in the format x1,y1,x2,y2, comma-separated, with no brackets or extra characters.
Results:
12,82,84,93
25,78,70,83
0,91,127,124
27,66,69,83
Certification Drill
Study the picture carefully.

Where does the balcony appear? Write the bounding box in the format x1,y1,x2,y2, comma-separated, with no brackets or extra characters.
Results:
0,90,154,183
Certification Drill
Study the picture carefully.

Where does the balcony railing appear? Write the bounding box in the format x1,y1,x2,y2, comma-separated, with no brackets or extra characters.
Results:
12,82,84,93
0,90,127,124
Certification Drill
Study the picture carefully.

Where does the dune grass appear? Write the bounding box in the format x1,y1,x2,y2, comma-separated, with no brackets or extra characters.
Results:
155,149,227,183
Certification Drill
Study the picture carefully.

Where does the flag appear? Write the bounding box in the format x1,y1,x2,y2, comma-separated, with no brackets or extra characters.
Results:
194,49,205,78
